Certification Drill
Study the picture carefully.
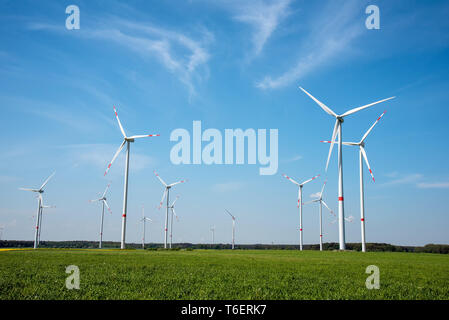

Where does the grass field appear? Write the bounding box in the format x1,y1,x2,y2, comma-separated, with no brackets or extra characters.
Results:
0,248,448,300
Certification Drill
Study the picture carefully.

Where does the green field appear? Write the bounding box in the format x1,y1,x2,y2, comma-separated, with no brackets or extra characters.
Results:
0,249,448,300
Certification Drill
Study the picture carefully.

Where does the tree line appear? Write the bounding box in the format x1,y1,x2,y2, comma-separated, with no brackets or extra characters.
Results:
1,240,448,254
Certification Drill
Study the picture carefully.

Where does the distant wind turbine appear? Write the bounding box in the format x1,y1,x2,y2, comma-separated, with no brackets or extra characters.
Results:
89,183,112,249
304,181,333,251
169,195,180,249
19,172,55,249
299,86,394,250
210,226,215,245
37,198,56,245
141,205,153,249
104,106,159,249
154,170,187,249
282,173,320,250
225,209,236,250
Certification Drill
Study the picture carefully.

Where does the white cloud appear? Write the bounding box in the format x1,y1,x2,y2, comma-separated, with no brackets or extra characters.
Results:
233,0,291,55
417,182,449,189
256,1,363,89
381,173,423,186
284,155,303,162
29,18,213,98
59,143,155,173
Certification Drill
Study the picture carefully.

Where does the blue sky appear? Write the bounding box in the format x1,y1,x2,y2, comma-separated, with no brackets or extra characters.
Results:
1,0,448,246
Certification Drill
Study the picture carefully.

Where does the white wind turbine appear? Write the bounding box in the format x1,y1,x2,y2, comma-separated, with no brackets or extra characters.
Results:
89,183,112,249
154,170,187,249
282,173,320,250
37,198,56,246
0,225,4,240
322,111,386,252
19,172,55,249
304,181,333,251
225,209,236,250
104,106,159,249
140,205,153,249
210,226,215,245
168,195,180,249
299,86,394,250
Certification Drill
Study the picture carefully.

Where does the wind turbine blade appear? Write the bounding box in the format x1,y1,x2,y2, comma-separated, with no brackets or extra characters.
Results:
113,106,127,138
225,209,235,219
282,174,300,186
89,198,102,203
361,147,375,182
297,187,301,208
325,119,339,171
320,180,327,198
360,110,386,143
103,200,112,214
300,174,320,186
321,200,335,216
321,140,356,146
104,140,126,176
128,134,160,139
39,171,56,190
341,97,395,118
102,183,111,198
172,208,179,221
303,200,317,205
345,216,354,223
170,195,180,207
158,189,167,209
168,179,187,188
19,188,39,192
154,170,168,187
299,87,337,117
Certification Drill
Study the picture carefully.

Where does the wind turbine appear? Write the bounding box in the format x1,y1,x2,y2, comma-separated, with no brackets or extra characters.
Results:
104,106,159,249
210,226,215,245
169,195,180,249
0,225,4,240
304,181,333,251
322,111,386,252
141,205,153,249
299,86,394,250
225,209,236,250
37,198,56,245
154,170,187,249
89,183,112,249
282,173,320,250
19,172,55,249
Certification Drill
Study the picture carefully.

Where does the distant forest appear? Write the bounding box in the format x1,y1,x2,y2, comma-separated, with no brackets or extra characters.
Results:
1,240,448,254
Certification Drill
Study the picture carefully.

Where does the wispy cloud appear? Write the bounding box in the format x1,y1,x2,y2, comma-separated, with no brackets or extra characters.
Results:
417,182,449,189
58,143,156,173
29,18,213,98
283,155,303,163
381,173,449,189
381,173,423,186
233,0,291,56
256,1,363,89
